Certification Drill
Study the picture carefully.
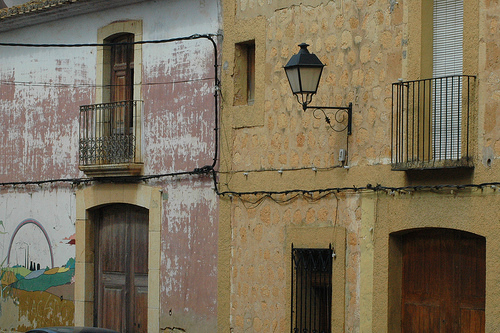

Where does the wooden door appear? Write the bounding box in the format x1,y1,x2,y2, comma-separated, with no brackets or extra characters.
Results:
110,34,134,135
94,204,148,333
402,229,485,333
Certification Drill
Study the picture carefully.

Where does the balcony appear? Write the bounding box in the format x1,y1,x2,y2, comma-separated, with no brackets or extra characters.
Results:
391,75,476,171
79,100,143,177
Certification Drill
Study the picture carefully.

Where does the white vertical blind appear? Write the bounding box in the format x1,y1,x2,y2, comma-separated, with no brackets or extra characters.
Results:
432,0,463,160
433,0,463,77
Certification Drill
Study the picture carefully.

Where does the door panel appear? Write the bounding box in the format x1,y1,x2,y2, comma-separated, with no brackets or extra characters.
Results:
102,286,125,332
131,209,148,275
460,309,485,333
402,229,485,333
95,204,148,333
403,303,440,333
133,282,148,332
99,211,127,273
111,34,134,103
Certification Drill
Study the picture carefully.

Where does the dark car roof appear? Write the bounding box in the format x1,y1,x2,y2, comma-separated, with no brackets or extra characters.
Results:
26,327,119,333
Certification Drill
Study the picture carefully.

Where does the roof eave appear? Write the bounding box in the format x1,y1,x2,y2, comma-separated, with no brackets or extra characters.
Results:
0,0,149,32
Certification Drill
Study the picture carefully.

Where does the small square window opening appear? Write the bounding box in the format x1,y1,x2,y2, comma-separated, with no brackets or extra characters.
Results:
234,40,255,106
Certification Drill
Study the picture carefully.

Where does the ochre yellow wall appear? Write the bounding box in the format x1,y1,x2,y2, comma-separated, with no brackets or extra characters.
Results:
219,0,500,332
370,188,500,332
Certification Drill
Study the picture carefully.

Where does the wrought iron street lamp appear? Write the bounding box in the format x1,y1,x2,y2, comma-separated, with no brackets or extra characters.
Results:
284,43,352,135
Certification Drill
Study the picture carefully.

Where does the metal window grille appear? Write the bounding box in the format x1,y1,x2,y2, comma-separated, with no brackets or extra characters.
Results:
79,100,141,166
291,246,333,333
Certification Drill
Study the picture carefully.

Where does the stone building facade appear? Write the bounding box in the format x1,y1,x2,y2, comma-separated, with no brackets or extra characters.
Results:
218,0,500,332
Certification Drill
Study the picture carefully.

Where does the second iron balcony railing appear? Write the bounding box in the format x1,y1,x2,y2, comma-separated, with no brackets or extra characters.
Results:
391,75,476,170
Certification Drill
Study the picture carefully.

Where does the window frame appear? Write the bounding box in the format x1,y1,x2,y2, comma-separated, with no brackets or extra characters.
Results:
392,0,478,170
285,226,346,333
79,20,143,176
291,246,333,333
233,40,256,106
74,183,161,332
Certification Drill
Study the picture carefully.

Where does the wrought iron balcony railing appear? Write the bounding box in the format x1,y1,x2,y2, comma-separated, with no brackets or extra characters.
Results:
79,101,142,168
391,75,476,170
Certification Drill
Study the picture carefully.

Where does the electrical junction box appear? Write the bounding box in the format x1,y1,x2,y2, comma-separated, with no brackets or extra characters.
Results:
339,149,346,162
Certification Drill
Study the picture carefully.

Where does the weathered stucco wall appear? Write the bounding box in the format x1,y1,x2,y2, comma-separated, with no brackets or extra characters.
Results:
0,186,76,331
158,177,219,332
0,0,221,331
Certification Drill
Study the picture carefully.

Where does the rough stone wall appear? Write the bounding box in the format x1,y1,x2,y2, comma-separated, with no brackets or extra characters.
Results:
230,193,361,332
483,0,500,163
221,1,405,332
231,1,404,173
220,0,500,332
223,2,405,331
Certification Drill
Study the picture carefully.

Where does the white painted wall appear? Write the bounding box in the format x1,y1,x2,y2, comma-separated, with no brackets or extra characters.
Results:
0,188,76,269
0,0,221,329
0,0,220,179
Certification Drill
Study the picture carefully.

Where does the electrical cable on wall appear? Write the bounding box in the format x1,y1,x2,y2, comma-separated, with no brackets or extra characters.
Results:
1,34,498,204
0,77,215,88
0,33,222,181
0,33,221,48
2,165,498,206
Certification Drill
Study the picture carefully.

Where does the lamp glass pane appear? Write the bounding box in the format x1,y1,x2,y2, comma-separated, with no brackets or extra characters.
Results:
285,67,301,94
298,67,322,93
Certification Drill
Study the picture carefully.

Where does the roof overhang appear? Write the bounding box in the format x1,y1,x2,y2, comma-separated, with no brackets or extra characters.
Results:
0,0,150,32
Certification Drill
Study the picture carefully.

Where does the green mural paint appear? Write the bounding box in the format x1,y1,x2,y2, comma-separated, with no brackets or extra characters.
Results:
2,258,76,292
13,268,75,292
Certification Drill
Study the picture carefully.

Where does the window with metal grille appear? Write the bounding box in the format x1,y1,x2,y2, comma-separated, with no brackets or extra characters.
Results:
291,246,333,333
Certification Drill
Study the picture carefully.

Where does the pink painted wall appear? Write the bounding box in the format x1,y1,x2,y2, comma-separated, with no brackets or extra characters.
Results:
0,0,221,330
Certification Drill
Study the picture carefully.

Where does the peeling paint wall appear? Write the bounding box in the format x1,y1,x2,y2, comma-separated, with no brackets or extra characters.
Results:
159,178,219,332
0,0,221,331
219,0,500,332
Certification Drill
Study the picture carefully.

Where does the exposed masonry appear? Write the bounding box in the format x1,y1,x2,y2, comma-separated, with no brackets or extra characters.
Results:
0,0,78,19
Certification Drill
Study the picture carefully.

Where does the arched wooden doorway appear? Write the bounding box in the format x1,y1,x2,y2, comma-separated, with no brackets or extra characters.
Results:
93,203,148,332
402,228,485,332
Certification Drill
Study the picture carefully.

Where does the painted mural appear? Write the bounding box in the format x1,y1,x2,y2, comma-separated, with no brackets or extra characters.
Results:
0,219,75,331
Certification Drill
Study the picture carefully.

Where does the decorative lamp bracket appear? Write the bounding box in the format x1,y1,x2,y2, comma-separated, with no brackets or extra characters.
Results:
304,102,353,135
